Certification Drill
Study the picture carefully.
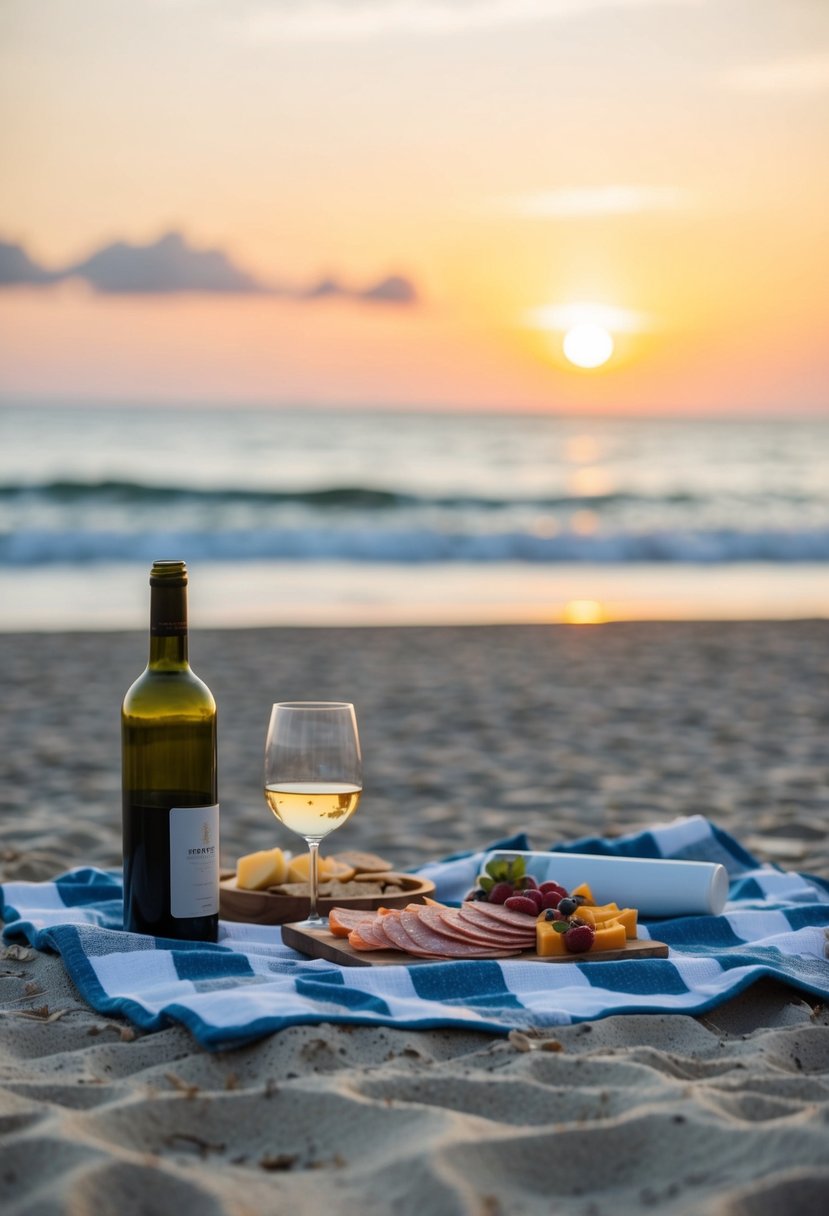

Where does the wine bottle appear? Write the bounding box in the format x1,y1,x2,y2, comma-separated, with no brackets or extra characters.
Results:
121,560,219,940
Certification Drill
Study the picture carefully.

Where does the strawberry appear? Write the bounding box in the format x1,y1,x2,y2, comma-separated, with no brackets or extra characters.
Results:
539,881,568,899
563,922,595,954
503,894,540,916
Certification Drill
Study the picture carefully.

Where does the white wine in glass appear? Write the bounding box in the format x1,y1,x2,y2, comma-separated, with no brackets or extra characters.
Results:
264,702,362,928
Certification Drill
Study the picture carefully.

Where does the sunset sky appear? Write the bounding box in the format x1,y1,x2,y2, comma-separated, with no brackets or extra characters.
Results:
1,0,828,414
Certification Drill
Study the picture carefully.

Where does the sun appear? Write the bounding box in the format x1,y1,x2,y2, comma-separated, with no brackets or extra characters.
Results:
563,323,614,369
526,301,636,369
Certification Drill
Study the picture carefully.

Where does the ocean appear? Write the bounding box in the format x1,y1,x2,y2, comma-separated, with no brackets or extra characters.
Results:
1,403,827,629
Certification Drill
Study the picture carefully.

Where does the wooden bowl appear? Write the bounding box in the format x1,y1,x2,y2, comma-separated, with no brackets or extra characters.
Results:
219,871,436,925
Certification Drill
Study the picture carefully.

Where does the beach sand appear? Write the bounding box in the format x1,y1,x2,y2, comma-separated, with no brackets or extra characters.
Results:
2,622,829,1213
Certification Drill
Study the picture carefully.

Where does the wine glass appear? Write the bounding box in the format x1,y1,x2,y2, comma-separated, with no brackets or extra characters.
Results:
264,702,362,928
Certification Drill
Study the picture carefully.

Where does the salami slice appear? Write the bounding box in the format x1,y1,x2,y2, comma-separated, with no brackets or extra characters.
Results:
329,906,378,938
399,909,519,958
459,903,538,933
456,903,536,930
335,902,535,959
458,905,535,932
420,907,500,944
428,907,532,947
378,911,444,956
348,916,399,951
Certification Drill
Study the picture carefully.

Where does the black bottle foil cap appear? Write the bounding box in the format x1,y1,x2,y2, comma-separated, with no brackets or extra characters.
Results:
149,560,188,587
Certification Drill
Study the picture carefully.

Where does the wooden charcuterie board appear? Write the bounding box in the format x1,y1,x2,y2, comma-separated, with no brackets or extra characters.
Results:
282,921,669,967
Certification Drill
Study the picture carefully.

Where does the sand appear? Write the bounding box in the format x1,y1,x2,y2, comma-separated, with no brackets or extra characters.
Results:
2,621,829,1213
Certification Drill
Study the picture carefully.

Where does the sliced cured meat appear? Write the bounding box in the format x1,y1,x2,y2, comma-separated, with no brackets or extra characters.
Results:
455,905,535,934
429,907,532,947
458,906,535,939
419,906,500,945
378,912,443,957
426,906,534,952
458,909,537,943
348,917,399,951
338,902,535,959
399,909,519,958
329,906,378,938
460,902,539,930
420,904,522,948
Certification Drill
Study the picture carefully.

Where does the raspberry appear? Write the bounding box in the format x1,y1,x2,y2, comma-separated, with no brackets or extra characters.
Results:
488,882,516,905
541,892,562,911
503,895,540,916
564,922,595,953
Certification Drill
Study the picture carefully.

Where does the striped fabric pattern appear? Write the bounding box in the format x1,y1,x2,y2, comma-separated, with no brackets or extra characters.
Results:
1,816,827,1050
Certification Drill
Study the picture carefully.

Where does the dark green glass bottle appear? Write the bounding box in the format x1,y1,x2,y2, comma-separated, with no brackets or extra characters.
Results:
121,561,219,940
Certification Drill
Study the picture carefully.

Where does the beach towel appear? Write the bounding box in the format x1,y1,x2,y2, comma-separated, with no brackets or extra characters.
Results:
2,816,827,1051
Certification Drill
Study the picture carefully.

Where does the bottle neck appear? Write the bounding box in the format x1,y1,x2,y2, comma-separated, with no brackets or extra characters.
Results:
148,582,189,668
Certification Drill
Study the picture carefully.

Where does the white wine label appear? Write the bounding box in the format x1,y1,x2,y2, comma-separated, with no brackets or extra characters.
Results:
169,804,220,919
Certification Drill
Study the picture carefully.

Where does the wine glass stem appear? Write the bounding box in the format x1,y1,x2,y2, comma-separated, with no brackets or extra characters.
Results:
307,840,322,925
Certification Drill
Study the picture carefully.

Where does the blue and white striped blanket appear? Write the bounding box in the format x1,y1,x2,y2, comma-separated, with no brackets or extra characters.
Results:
2,816,827,1050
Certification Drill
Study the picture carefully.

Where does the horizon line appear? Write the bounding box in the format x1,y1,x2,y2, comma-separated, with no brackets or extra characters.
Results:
1,394,827,425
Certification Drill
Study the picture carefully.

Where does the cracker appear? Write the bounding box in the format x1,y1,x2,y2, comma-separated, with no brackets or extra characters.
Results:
271,879,386,898
324,879,386,897
333,850,393,874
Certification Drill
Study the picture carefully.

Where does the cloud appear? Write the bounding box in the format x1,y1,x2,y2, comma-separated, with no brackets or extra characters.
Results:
234,0,698,42
0,241,59,286
0,231,264,294
723,52,829,94
303,276,346,300
68,231,264,294
359,274,418,304
0,231,419,305
302,273,419,303
498,185,690,219
527,301,649,333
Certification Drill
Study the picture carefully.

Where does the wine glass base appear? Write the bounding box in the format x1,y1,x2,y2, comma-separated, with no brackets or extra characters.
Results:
292,914,326,931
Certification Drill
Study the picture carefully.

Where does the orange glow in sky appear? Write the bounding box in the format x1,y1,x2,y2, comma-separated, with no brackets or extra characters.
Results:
1,1,828,414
